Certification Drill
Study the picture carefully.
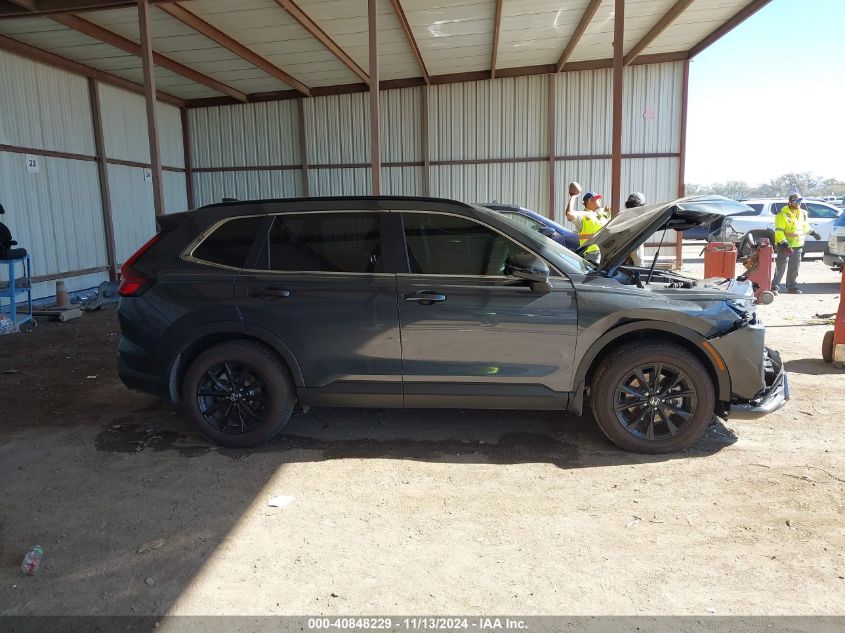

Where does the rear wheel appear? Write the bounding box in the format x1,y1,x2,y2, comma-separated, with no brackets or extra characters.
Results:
590,342,716,453
183,341,295,447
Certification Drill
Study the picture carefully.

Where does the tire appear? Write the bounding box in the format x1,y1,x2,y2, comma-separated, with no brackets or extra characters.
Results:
590,342,716,454
182,341,295,448
737,229,775,259
822,330,835,364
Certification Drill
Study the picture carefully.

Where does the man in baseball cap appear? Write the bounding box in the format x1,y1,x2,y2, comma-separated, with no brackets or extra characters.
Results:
564,185,610,263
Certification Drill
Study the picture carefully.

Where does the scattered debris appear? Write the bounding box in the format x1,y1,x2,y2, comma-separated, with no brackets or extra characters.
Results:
1,368,45,379
267,495,296,508
145,577,157,586
136,538,165,554
85,375,98,380
20,545,44,576
706,608,716,614
626,516,641,528
786,519,792,528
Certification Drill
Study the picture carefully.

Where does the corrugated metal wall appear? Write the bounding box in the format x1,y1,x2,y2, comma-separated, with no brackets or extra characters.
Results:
187,63,684,241
0,50,108,300
98,84,188,263
0,49,188,302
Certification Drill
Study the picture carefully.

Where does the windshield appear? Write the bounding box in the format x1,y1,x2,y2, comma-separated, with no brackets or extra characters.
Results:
486,206,593,273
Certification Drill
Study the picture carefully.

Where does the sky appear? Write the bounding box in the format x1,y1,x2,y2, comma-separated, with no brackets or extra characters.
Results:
686,0,845,186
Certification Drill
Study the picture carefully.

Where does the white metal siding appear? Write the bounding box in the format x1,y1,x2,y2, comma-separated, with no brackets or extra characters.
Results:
193,169,303,207
429,75,548,161
0,151,107,298
0,49,95,154
188,100,301,169
307,93,370,164
554,68,613,157
621,157,680,206
164,171,189,214
99,83,151,164
431,162,548,213
380,87,422,163
308,168,372,196
381,166,423,197
622,62,683,155
107,164,156,265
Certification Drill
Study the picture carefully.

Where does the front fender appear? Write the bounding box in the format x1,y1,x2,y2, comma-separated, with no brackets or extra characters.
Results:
571,319,732,408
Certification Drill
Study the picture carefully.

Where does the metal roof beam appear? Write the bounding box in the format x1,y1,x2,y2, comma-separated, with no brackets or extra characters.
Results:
0,0,178,18
624,0,695,66
158,2,310,96
0,32,184,106
274,0,369,85
388,0,428,84
689,0,773,58
556,0,602,72
490,0,503,79
51,13,248,102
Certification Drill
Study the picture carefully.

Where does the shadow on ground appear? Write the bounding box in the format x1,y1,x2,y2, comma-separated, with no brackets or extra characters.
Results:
784,358,845,375
0,306,736,623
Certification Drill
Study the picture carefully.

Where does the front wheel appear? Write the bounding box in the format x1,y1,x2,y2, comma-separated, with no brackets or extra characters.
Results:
183,341,295,448
590,342,716,453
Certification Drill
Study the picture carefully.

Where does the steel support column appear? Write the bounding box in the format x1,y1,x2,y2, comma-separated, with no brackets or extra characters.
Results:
87,78,117,281
368,0,381,195
422,84,430,196
138,0,165,216
547,73,556,221
610,0,624,216
298,98,310,196
180,107,194,209
676,58,691,269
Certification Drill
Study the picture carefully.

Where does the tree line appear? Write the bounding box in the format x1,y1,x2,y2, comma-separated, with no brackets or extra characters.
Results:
685,172,845,201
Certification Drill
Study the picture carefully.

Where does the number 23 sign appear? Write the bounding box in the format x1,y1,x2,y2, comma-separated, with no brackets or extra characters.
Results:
26,154,40,174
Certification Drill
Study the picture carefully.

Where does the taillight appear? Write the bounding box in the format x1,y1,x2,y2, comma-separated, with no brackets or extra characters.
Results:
118,233,161,297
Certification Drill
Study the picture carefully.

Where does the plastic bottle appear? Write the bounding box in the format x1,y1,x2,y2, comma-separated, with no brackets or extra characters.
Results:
21,545,43,575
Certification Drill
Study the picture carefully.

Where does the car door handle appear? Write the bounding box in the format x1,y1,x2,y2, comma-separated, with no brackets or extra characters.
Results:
403,290,447,304
248,287,290,300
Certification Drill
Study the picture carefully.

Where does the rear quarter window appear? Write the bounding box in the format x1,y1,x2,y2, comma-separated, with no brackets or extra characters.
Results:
835,213,845,227
191,216,265,268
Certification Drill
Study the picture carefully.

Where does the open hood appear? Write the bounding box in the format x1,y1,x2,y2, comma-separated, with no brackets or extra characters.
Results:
580,195,755,274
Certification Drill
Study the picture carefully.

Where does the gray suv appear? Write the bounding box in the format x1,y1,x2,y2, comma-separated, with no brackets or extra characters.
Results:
117,195,788,454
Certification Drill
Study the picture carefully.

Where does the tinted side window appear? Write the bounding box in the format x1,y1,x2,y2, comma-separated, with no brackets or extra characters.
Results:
804,203,838,219
502,212,542,231
258,212,382,273
740,203,763,216
192,216,264,268
402,213,532,276
771,203,784,215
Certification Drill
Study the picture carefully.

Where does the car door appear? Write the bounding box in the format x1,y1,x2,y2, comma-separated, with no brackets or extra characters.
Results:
235,209,402,407
394,210,578,409
803,202,838,241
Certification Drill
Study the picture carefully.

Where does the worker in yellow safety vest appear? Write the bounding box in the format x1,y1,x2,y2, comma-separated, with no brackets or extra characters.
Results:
771,193,821,295
565,182,610,264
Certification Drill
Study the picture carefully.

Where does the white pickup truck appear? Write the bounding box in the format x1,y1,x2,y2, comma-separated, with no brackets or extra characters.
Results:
712,198,842,261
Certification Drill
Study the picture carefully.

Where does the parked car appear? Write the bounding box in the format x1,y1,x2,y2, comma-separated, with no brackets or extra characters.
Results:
117,195,788,454
711,198,841,257
824,210,845,270
681,199,756,241
480,203,580,251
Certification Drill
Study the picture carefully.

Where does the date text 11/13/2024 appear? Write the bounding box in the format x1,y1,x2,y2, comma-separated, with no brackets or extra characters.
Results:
307,617,528,630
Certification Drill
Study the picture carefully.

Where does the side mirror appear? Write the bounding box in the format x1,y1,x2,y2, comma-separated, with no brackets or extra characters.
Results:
505,253,551,294
537,226,555,238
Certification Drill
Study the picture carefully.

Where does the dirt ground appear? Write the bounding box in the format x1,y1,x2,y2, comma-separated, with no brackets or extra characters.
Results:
0,247,843,618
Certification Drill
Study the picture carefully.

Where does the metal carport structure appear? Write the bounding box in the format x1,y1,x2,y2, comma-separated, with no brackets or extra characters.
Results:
0,0,771,299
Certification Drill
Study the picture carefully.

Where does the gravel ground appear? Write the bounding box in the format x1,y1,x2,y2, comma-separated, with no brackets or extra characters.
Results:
0,247,842,617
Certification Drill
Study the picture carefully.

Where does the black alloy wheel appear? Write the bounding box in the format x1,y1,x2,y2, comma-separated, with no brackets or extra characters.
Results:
183,341,295,447
612,363,697,441
197,361,270,434
591,342,716,453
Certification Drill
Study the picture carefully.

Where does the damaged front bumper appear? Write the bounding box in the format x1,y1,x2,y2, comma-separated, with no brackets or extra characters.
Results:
729,347,790,419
